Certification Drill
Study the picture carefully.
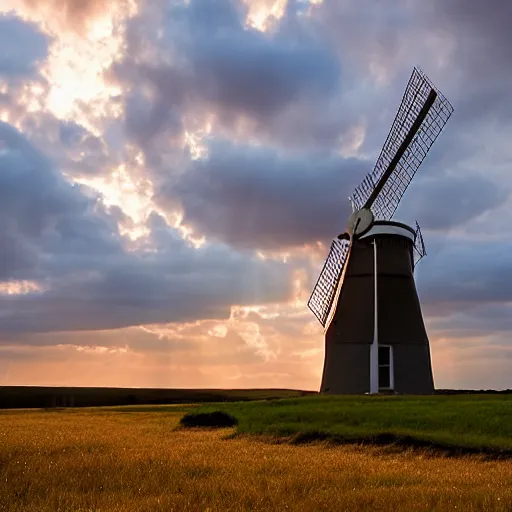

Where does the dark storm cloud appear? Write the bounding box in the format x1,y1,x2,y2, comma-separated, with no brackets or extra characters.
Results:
158,139,369,249
0,122,292,335
0,14,49,78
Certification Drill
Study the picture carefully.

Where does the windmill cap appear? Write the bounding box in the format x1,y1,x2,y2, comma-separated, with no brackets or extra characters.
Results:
359,220,416,242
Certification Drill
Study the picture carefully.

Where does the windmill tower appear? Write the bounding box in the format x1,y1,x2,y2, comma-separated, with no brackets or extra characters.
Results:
308,68,454,395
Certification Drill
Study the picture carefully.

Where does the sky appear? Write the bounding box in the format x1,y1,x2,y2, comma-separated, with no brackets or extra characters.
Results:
0,0,511,391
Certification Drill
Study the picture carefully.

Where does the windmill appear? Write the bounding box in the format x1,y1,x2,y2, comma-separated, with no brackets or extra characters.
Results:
308,68,453,395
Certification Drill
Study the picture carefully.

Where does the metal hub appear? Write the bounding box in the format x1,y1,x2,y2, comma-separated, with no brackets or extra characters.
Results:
346,208,374,237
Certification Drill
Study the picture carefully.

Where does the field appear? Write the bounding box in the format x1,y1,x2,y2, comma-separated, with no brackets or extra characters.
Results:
2,396,512,511
193,394,512,455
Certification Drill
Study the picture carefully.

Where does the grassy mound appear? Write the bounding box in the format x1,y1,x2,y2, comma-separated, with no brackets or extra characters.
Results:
193,395,512,456
180,411,238,428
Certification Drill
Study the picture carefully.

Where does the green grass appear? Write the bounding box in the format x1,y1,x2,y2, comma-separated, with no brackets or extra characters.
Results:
191,394,512,454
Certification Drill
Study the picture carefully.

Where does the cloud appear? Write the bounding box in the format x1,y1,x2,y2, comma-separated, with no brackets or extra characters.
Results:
3,0,512,391
0,121,117,280
178,2,340,119
56,119,115,177
401,173,508,231
114,0,512,252
0,306,324,389
110,0,343,153
0,13,49,78
434,0,512,68
19,0,124,33
157,139,368,249
161,137,508,250
0,122,293,334
418,238,512,310
3,111,121,179
429,303,512,341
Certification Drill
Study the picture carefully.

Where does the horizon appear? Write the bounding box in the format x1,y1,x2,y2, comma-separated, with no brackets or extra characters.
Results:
0,0,511,391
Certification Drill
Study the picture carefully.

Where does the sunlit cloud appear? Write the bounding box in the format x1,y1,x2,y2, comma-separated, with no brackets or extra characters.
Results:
183,120,213,160
166,210,207,249
74,344,129,354
74,163,153,240
0,280,45,295
2,1,135,134
41,20,125,128
338,123,366,157
244,0,288,32
208,324,228,338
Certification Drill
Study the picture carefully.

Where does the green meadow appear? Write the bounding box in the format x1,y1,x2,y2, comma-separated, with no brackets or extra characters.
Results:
191,394,512,454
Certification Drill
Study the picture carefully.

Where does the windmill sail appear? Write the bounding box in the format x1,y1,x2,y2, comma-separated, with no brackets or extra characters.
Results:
413,221,426,268
308,238,350,326
352,68,454,219
308,67,452,330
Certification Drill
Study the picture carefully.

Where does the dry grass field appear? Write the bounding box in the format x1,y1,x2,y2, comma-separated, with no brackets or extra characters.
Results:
1,407,512,511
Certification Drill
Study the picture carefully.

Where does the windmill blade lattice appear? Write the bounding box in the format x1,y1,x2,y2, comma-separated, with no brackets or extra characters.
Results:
413,221,426,268
308,238,350,327
353,68,454,220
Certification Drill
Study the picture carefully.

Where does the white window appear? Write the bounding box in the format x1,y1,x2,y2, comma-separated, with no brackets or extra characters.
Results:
378,345,394,390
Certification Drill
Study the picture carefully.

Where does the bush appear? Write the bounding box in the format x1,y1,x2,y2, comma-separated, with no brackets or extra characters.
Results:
180,411,238,428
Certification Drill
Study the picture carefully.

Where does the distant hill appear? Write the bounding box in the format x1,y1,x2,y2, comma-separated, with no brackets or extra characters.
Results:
435,389,512,395
1,386,510,409
0,386,316,409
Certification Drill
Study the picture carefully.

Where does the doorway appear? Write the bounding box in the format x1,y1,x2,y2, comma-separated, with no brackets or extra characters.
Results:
378,345,394,391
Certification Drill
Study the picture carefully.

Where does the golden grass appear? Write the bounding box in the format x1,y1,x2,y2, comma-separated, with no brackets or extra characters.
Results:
1,408,512,511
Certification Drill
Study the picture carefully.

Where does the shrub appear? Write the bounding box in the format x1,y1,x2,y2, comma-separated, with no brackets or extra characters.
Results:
180,411,238,428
